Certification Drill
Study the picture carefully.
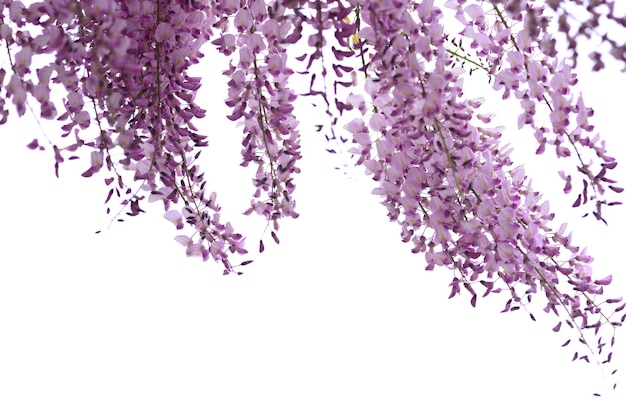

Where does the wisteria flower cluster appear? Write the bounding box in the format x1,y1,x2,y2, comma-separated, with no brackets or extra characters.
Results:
1,0,624,391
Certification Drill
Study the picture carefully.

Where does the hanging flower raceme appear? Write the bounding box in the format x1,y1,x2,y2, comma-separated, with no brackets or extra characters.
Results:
341,0,623,389
447,0,622,222
0,0,248,272
214,0,302,244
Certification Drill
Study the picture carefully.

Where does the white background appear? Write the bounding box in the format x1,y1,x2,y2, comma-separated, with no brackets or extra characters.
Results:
1,5,625,417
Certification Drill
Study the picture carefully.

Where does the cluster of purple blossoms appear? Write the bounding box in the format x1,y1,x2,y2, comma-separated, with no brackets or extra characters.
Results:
1,0,625,390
